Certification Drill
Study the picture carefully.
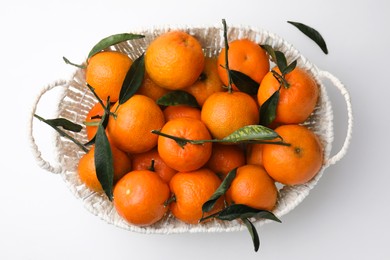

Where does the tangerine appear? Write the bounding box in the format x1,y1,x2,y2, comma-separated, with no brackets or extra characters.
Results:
107,94,165,154
183,57,225,106
131,148,177,183
163,105,201,122
257,67,319,124
217,39,269,91
157,117,212,172
262,124,324,185
206,143,246,179
86,51,132,102
226,164,277,211
145,31,205,90
201,91,259,139
113,170,170,226
169,168,223,224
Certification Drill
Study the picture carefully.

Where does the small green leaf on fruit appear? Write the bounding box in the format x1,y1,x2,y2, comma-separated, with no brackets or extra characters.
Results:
260,45,277,63
202,168,237,213
94,124,114,201
229,70,259,95
287,21,328,54
156,91,199,107
119,53,145,105
88,33,145,59
260,89,280,127
275,51,288,74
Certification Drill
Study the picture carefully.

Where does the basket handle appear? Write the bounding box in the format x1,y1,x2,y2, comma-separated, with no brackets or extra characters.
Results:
318,70,353,167
29,80,69,174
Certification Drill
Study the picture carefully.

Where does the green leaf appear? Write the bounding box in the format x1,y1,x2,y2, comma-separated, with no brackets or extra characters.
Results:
202,168,237,213
156,90,199,107
119,53,145,105
260,89,280,127
287,21,328,54
229,70,259,95
88,33,145,59
217,204,281,223
283,60,297,75
222,125,281,143
242,218,260,252
34,114,88,153
42,118,83,132
94,124,114,201
260,44,277,63
275,51,288,74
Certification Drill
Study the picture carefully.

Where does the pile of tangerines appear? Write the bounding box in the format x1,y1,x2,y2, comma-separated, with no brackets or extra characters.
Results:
77,27,324,231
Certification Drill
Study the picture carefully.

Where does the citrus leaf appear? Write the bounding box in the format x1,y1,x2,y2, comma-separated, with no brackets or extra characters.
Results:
34,114,88,153
84,100,111,147
119,53,145,105
242,218,260,252
88,33,145,59
260,89,280,127
42,118,83,132
202,168,237,213
222,125,281,143
287,21,328,54
156,90,199,107
229,70,259,95
275,51,288,74
94,124,114,201
260,45,277,63
283,60,297,75
217,204,281,222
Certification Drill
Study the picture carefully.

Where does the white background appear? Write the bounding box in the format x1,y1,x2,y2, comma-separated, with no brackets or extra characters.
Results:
1,0,389,259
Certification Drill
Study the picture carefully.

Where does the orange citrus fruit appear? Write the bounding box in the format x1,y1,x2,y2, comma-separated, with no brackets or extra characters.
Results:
169,168,223,224
226,164,277,211
262,124,324,185
107,94,165,154
206,143,246,179
246,144,264,166
257,67,319,124
157,117,212,172
201,91,259,139
86,51,133,102
113,170,170,226
163,105,201,122
217,39,269,91
131,148,177,183
145,31,205,90
77,144,132,193
136,72,169,102
183,57,225,106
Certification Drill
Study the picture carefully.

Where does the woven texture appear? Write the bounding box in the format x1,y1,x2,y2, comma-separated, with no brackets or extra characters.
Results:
31,25,341,234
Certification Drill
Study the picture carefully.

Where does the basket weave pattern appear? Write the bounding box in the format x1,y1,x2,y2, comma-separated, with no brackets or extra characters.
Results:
32,25,340,234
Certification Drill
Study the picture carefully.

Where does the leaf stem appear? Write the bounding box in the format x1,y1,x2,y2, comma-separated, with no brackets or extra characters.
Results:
222,19,233,93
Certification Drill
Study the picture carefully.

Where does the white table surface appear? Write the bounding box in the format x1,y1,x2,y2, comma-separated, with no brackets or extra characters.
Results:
2,0,389,259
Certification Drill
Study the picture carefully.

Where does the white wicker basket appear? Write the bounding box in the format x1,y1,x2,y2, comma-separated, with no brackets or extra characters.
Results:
29,25,353,234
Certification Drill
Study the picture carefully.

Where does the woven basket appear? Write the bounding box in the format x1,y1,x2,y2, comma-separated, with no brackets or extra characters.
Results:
29,25,353,234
